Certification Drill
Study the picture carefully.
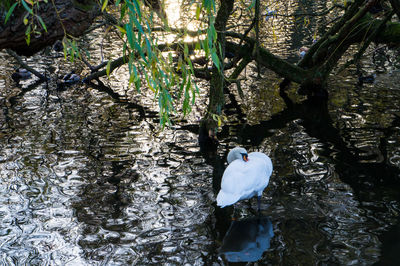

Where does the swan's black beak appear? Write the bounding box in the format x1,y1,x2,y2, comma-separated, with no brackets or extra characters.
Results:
241,153,249,162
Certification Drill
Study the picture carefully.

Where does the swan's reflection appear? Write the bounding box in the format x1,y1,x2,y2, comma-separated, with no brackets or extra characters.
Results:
219,216,274,262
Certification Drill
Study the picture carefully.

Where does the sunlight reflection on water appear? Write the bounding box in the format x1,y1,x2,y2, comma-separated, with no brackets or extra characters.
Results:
0,0,400,265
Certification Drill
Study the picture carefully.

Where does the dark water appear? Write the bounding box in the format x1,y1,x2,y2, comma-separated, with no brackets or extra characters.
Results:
1,1,400,265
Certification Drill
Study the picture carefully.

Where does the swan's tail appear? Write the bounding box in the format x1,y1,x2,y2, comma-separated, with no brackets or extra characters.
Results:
216,190,240,208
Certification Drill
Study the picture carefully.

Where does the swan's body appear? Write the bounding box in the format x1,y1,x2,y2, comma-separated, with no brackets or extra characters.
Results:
217,147,273,210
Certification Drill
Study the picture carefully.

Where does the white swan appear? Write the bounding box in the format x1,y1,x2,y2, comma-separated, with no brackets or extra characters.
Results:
216,147,273,211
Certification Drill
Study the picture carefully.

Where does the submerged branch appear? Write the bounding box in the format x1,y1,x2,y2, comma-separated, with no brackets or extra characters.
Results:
83,55,129,82
338,10,395,73
228,56,252,81
6,49,48,81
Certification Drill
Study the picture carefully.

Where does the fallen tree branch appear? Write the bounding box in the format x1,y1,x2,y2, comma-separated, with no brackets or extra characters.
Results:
83,55,129,82
225,38,309,84
6,49,49,81
337,10,395,73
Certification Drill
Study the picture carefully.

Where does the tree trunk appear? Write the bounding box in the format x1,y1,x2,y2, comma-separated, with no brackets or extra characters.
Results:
0,0,99,56
200,0,235,149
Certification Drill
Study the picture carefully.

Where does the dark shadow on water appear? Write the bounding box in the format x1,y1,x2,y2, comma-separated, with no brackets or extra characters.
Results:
230,96,400,188
8,79,48,107
198,91,400,264
219,216,274,263
87,79,157,120
375,216,400,266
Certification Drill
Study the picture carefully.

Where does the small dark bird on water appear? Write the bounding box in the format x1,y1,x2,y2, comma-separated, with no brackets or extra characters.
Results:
11,68,31,82
53,40,63,52
62,71,81,84
358,73,376,85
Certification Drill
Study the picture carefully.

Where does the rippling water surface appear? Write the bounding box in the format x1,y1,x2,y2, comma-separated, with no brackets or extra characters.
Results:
1,1,400,265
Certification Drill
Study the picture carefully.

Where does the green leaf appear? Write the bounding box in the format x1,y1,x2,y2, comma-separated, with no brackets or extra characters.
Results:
72,40,81,59
145,37,152,59
144,18,153,35
4,2,18,24
125,24,134,48
211,49,220,71
25,25,31,45
120,3,127,20
196,4,201,20
37,15,47,32
21,0,33,14
115,25,126,34
101,0,108,12
132,65,141,92
132,16,144,36
208,24,215,45
134,40,147,64
168,52,173,64
132,0,141,18
195,41,201,51
202,39,209,56
248,0,256,10
126,2,135,16
187,57,194,74
23,13,29,25
106,60,112,77
203,0,214,13
191,83,196,104
194,82,199,94
63,40,68,59
184,43,189,58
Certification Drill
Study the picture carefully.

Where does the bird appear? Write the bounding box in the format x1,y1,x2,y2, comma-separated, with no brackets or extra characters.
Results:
62,71,80,84
358,73,376,85
265,9,277,21
11,68,32,82
53,40,63,52
216,147,273,211
299,46,309,58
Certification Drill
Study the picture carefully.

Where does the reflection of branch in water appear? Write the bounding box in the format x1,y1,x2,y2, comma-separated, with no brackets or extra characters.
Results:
224,85,247,124
7,79,47,107
87,79,157,120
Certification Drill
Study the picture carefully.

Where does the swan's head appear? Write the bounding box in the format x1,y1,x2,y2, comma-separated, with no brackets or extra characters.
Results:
227,147,248,164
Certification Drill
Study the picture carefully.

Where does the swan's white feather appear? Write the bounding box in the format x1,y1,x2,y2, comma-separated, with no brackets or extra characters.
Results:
217,149,273,208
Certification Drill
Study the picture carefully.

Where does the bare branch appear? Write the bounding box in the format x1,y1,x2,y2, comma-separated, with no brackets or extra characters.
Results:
6,49,48,81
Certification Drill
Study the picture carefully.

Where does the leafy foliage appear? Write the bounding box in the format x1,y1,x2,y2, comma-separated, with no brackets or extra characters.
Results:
4,0,49,45
103,0,218,127
4,0,219,128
